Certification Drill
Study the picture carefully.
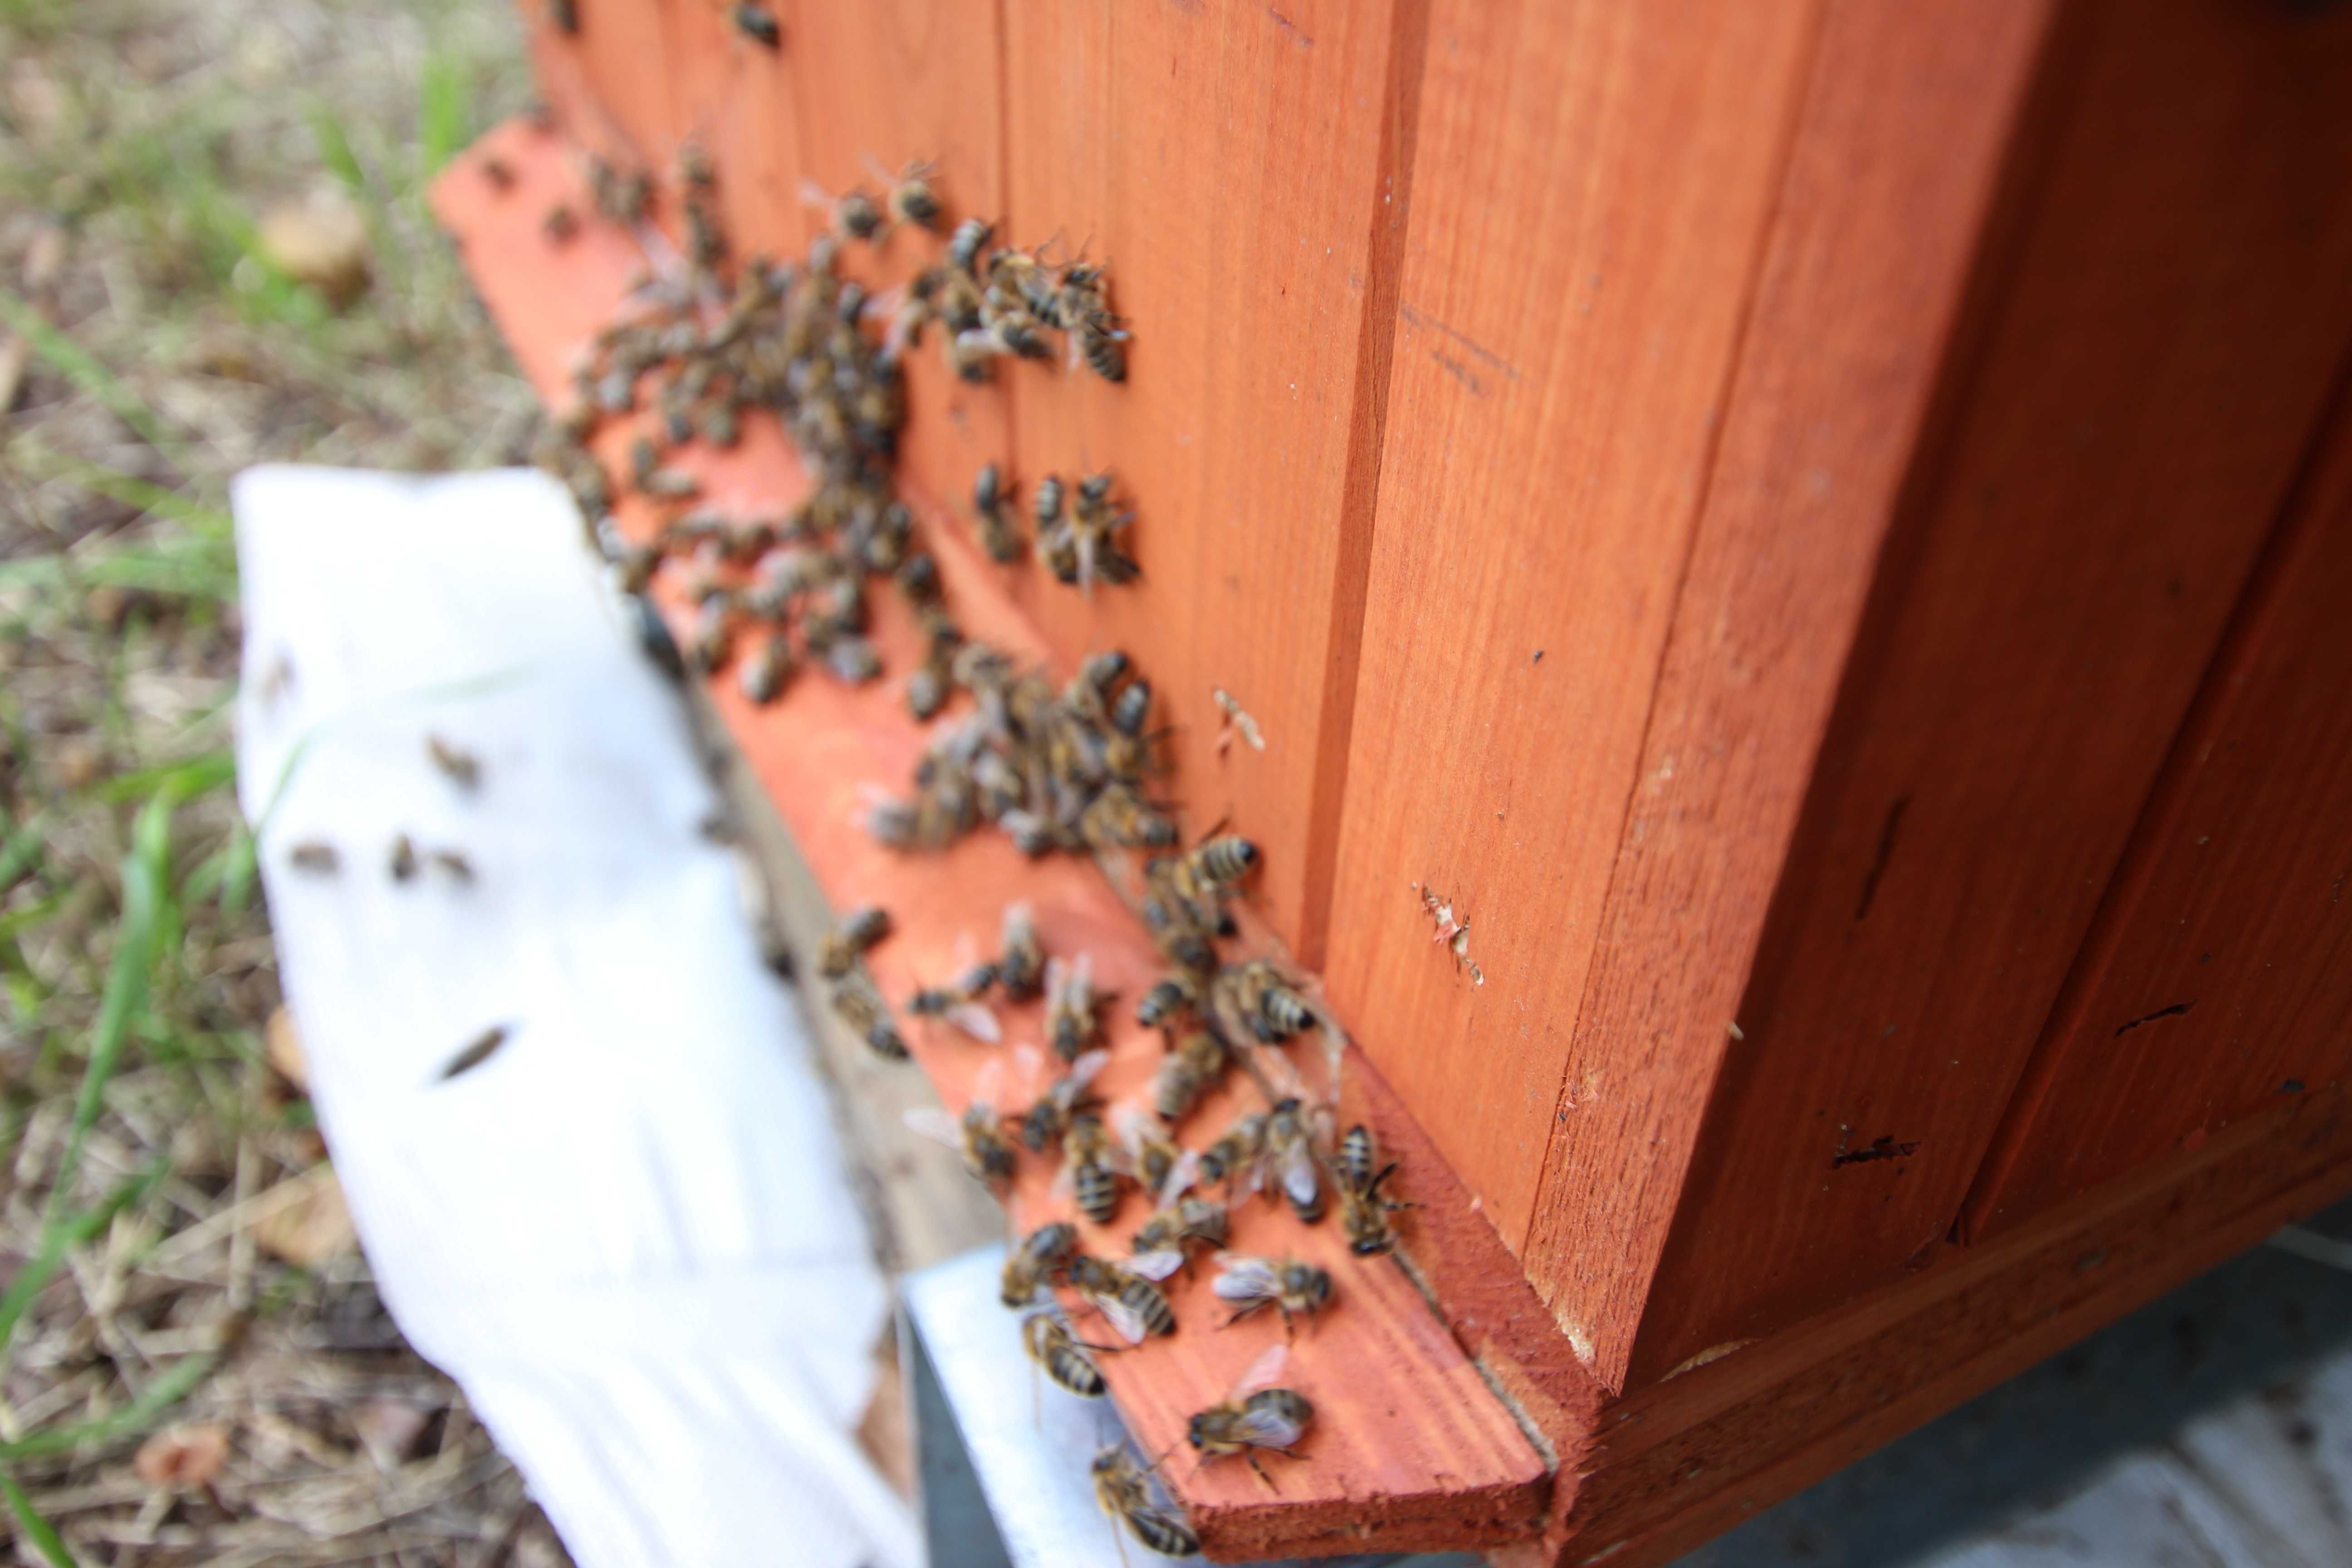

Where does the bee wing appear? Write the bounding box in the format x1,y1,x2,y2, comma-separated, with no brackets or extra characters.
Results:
1211,1254,1277,1303
1231,1343,1290,1400
1044,955,1071,1008
946,1002,1003,1043
1280,1140,1322,1211
1235,1403,1307,1450
797,176,836,211
1071,950,1095,1000
1157,1148,1201,1208
902,1107,960,1148
1065,1048,1110,1095
1111,1102,1167,1162
1088,1288,1151,1346
1127,1248,1184,1282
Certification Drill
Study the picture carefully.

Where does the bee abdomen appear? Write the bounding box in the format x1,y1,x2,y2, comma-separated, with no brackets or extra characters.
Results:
1123,1280,1176,1337
1046,1347,1107,1397
1075,1161,1121,1225
1127,1510,1199,1557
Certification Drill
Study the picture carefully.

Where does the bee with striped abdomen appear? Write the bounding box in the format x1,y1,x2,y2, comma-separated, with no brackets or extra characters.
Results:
818,905,892,980
1001,1220,1078,1307
1067,1253,1176,1343
1259,1097,1326,1224
1211,1253,1333,1339
1092,1445,1199,1558
1186,1344,1312,1490
1130,1196,1229,1283
1024,1311,1112,1400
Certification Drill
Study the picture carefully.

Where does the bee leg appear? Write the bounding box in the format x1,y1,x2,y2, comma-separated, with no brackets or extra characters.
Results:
1245,1452,1280,1494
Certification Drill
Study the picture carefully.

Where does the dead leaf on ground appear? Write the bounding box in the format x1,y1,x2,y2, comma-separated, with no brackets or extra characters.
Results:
134,1422,231,1489
256,186,371,306
353,1398,434,1471
254,1169,357,1266
265,1005,309,1090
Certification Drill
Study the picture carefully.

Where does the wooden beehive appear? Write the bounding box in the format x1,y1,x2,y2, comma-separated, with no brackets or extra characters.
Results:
436,0,2352,1561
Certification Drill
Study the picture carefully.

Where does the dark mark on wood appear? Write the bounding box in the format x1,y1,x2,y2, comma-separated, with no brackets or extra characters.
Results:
2112,1001,2194,1038
1396,302,1520,381
1831,1135,1921,1168
1855,793,1910,921
1263,2,1313,46
1431,351,1485,395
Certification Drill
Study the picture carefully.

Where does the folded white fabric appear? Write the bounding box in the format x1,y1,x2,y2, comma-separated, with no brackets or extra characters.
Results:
232,465,917,1568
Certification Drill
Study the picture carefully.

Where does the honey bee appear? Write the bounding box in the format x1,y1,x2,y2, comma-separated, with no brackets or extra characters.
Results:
1108,677,1152,740
428,849,475,886
1213,1109,1270,1194
804,179,882,241
387,832,418,883
948,216,994,275
1045,953,1105,1063
1151,1028,1228,1125
425,734,481,790
480,155,516,192
1187,1345,1312,1489
686,596,733,674
546,0,578,35
1016,1045,1106,1153
1188,834,1261,891
1211,1254,1332,1338
828,975,908,1060
733,0,780,47
818,904,892,979
907,1061,1017,1186
1033,472,1066,531
999,901,1044,1000
589,158,652,224
1079,781,1178,851
1337,1125,1412,1257
1067,1254,1176,1343
1114,1104,1190,1209
1141,883,1220,975
1025,1312,1112,1400
823,634,882,684
973,462,1021,563
288,840,339,875
878,157,942,230
906,961,1002,1042
1078,309,1130,383
1091,1445,1200,1558
1130,1196,1230,1282
640,466,702,500
1062,1111,1123,1225
1000,1220,1078,1307
437,1024,512,1083
1261,1097,1326,1223
1137,972,1200,1032
1211,960,1312,1045
740,632,797,704
542,203,579,244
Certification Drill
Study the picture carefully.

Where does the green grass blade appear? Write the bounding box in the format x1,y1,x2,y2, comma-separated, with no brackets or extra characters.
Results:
0,813,48,890
0,1164,167,1362
0,289,171,452
309,102,367,192
0,1349,220,1463
93,750,235,805
0,1471,78,1568
416,54,469,180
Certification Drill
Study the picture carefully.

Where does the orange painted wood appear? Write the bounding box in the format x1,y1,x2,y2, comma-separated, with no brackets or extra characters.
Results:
1509,1087,2352,1568
1320,0,1823,1271
431,119,1548,1560
662,0,809,260
995,0,1416,962
1508,0,2058,1392
564,0,681,164
770,0,1014,559
1613,0,2352,1387
1968,374,2352,1234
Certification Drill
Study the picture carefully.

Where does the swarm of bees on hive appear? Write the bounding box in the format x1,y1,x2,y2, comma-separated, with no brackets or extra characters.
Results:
509,123,1411,1558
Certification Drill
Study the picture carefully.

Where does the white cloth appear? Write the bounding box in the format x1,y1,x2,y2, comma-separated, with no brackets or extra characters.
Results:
233,465,917,1568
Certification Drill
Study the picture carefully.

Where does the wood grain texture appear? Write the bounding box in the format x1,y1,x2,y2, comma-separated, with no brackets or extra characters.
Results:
1612,0,2352,1387
431,120,1548,1559
770,0,1012,532
569,0,681,164
1501,1086,2352,1568
1512,0,2058,1392
1968,365,2352,1234
664,0,809,260
996,0,1411,960
1321,0,1823,1269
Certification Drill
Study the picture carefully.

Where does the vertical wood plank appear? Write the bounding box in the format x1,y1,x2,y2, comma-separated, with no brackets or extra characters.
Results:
997,0,1411,958
771,0,1009,521
1967,369,2352,1234
571,0,680,162
665,0,808,261
1320,0,1823,1260
1606,0,2352,1387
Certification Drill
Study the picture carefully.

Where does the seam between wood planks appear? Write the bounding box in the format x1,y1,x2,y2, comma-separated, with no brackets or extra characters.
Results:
1514,0,1834,1267
1295,0,1435,975
1959,334,2352,1243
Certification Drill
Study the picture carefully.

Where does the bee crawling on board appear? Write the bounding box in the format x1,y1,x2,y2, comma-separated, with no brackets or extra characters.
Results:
1016,1045,1107,1155
1113,1104,1190,1210
1336,1123,1416,1257
1000,1219,1079,1308
1060,1110,1126,1225
1150,1027,1230,1127
1137,971,1201,1034
904,959,1002,1043
1130,1195,1230,1283
1024,1309,1116,1402
1067,1253,1176,1343
972,461,1022,563
818,904,892,980
1197,1110,1268,1200
1259,1097,1328,1225
1186,1343,1313,1490
1044,953,1107,1063
1210,1253,1333,1339
739,632,797,705
997,901,1045,1001
905,1062,1018,1189
828,974,908,1061
732,0,781,48
1092,1443,1200,1559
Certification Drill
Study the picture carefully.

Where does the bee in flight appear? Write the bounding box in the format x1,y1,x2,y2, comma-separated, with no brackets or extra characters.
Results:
1186,1343,1312,1491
